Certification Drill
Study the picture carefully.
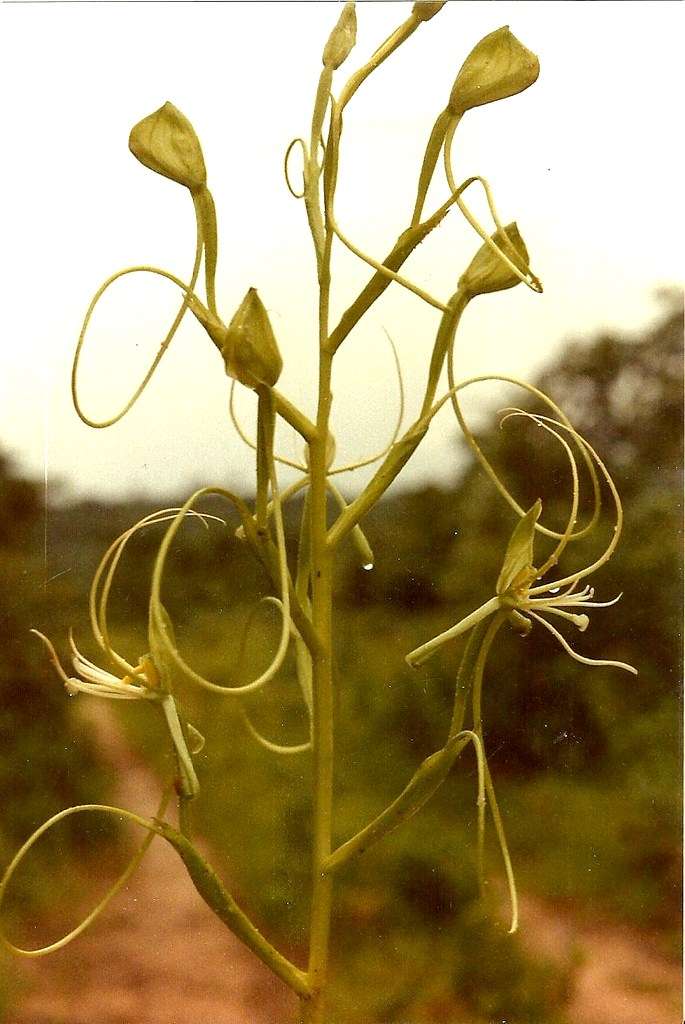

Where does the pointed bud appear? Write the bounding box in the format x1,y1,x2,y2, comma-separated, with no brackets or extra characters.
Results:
412,2,446,23
448,27,539,116
459,222,531,299
223,288,283,389
322,2,357,70
129,102,207,192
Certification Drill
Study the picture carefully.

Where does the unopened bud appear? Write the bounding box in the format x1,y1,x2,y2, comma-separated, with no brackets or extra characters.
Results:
459,222,531,299
129,102,207,192
223,288,283,389
448,27,539,116
412,2,446,23
322,2,357,70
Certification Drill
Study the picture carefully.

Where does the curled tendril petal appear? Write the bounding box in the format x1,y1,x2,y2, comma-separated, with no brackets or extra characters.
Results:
0,793,170,958
239,705,312,756
444,370,602,543
71,213,202,429
443,129,542,294
90,507,223,678
498,408,581,577
523,413,623,597
149,481,292,697
234,596,312,755
284,137,308,199
528,611,637,675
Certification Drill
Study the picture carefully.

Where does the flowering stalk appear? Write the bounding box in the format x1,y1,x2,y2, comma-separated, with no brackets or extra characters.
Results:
0,6,635,1022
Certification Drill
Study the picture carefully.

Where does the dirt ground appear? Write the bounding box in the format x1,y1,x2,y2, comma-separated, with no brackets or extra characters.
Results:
7,705,681,1024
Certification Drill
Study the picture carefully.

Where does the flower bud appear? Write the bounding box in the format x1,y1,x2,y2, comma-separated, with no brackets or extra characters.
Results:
129,102,207,192
412,2,446,23
322,2,357,70
448,27,539,116
459,222,531,299
223,288,283,389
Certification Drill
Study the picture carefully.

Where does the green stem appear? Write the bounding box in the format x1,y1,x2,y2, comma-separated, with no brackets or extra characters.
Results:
301,238,335,1023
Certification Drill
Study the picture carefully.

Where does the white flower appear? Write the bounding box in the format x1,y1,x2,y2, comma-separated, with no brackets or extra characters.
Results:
32,630,162,701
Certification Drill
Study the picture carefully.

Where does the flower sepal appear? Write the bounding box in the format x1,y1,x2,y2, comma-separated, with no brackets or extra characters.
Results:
448,26,540,117
459,222,536,299
129,102,207,193
223,288,283,389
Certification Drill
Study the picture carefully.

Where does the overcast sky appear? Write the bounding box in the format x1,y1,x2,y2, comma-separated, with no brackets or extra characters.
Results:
0,1,682,503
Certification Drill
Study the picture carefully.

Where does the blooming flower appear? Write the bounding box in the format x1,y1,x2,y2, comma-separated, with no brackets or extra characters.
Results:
407,414,637,677
32,630,161,701
33,630,202,799
30,509,213,798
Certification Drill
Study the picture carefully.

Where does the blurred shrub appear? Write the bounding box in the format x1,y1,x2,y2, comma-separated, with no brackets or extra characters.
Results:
0,455,114,915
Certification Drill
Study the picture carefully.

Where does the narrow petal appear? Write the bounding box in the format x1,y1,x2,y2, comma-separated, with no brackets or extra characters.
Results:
529,612,637,675
31,630,78,693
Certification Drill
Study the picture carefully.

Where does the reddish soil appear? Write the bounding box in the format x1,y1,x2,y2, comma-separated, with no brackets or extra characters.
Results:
8,703,297,1024
520,895,681,1024
7,705,681,1024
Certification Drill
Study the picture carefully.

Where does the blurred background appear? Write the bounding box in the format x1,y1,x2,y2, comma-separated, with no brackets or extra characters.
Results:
0,2,682,1022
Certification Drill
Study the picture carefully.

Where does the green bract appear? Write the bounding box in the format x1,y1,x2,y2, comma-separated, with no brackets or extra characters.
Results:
448,26,540,116
129,101,207,192
459,221,531,298
223,288,283,389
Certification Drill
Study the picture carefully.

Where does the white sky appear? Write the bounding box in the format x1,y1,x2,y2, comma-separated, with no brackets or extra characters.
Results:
0,1,682,502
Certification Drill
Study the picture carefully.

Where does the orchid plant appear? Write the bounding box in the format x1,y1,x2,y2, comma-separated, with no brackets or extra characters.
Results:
0,4,634,1022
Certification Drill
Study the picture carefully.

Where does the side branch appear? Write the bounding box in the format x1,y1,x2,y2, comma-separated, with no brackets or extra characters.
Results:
327,203,452,354
324,731,474,874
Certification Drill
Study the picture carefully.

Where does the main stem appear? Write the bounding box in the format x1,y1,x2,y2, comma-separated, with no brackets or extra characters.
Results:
301,257,335,1024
